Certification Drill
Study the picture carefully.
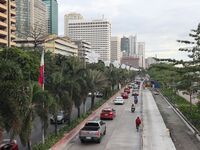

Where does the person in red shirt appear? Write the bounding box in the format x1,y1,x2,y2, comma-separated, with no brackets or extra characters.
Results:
135,116,141,132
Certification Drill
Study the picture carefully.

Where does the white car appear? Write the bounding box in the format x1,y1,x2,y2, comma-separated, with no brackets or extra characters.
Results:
113,96,124,105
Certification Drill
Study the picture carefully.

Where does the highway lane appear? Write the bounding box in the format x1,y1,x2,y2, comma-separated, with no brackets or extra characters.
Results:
64,90,142,150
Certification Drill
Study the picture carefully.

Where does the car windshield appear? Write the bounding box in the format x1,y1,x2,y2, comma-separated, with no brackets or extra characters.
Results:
102,109,111,112
85,122,99,127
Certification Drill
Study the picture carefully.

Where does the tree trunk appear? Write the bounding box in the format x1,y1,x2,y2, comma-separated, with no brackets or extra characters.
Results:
91,94,95,109
190,93,192,114
83,99,86,114
54,115,58,136
0,128,3,143
77,106,81,118
27,138,32,150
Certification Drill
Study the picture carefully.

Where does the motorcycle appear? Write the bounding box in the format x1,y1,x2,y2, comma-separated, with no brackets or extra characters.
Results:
134,98,138,104
131,105,135,112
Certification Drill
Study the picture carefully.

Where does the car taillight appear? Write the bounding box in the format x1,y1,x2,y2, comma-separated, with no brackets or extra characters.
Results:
96,131,100,136
109,112,112,115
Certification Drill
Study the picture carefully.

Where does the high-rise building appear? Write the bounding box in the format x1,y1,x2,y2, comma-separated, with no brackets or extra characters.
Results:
129,35,137,56
137,42,145,68
0,0,16,47
111,36,121,62
121,36,129,55
42,0,58,35
66,17,111,62
16,0,48,38
64,13,83,36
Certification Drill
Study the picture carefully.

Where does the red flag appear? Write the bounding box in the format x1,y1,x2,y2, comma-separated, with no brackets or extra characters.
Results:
38,50,44,87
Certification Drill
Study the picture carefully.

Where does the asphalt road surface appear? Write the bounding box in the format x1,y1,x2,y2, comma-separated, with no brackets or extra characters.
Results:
63,91,142,150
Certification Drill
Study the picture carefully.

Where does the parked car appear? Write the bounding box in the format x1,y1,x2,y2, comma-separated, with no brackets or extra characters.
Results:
113,96,124,105
79,120,106,143
121,92,128,99
0,139,18,150
50,111,69,124
124,87,130,94
100,107,116,120
96,91,103,97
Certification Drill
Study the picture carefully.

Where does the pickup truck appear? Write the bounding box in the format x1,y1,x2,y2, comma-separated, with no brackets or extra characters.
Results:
79,120,106,143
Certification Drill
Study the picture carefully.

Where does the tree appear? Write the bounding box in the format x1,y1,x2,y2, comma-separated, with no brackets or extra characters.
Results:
18,82,53,150
86,69,108,108
0,60,24,141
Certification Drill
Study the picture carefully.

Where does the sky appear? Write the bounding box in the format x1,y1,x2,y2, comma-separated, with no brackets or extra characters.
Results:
57,0,200,60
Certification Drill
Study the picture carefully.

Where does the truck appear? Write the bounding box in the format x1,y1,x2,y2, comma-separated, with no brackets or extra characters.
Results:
79,120,106,143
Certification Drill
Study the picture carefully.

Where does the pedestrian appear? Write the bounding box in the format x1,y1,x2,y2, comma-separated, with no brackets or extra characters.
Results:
135,116,141,132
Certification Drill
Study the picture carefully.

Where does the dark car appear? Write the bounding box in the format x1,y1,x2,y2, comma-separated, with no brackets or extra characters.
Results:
50,111,69,124
121,92,128,99
124,88,130,94
0,139,18,150
100,107,116,120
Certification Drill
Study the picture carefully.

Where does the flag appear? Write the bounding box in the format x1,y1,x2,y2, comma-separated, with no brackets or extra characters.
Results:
38,50,44,87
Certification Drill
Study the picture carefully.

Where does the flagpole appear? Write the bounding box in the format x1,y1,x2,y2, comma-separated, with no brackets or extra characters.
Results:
42,48,45,144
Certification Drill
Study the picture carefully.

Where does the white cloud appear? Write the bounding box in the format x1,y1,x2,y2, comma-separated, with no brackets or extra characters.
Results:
57,0,200,60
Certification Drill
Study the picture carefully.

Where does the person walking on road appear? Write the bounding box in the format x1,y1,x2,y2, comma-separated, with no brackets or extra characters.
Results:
135,116,141,132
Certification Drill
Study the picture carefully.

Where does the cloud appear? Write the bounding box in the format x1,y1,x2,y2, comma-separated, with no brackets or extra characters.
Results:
57,0,200,60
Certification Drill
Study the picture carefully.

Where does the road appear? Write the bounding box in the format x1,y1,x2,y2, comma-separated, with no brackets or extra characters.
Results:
63,90,142,150
153,91,200,150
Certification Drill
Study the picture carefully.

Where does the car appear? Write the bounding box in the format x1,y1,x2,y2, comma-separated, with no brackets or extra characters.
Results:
124,87,130,94
100,107,116,120
113,96,124,105
132,89,139,96
96,91,103,97
153,90,159,95
50,111,69,124
121,92,128,99
79,120,106,143
0,139,18,150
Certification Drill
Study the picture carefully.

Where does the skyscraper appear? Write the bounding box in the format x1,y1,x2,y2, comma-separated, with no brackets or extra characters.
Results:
66,16,111,62
0,0,16,47
121,36,129,56
111,36,121,62
16,0,48,38
64,13,83,36
137,42,145,68
129,35,137,56
42,0,58,35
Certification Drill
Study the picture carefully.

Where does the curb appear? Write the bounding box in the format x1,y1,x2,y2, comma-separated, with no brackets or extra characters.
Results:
50,87,125,150
160,93,200,142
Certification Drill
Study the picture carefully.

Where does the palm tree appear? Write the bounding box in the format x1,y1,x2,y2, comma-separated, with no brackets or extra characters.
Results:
18,82,53,150
62,57,86,118
86,69,108,108
0,60,24,141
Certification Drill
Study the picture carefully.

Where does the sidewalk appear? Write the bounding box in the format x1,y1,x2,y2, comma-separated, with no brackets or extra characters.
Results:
142,89,176,150
178,91,199,104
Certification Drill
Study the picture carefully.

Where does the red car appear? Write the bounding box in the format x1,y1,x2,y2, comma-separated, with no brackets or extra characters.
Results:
0,139,18,150
124,88,130,94
100,108,116,120
121,92,128,99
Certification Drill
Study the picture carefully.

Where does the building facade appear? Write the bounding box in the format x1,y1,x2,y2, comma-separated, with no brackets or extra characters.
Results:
66,17,111,62
73,40,91,63
121,36,129,55
16,0,48,39
129,35,137,56
64,13,83,36
111,36,121,62
0,0,16,47
42,0,58,35
137,42,145,68
15,35,78,56
121,56,140,69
